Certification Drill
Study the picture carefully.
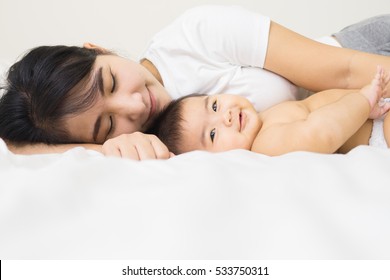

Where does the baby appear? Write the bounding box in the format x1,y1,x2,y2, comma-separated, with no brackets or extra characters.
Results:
148,67,390,156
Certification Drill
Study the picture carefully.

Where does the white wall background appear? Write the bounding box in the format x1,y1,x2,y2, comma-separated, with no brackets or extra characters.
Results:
1,0,389,63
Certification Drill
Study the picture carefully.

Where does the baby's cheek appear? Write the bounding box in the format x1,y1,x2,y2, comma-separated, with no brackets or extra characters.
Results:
230,137,251,151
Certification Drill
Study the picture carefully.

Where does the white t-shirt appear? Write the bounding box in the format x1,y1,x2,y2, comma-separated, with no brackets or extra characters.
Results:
142,5,300,111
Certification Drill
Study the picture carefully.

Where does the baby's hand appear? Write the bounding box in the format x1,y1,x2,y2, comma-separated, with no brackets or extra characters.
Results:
360,66,390,119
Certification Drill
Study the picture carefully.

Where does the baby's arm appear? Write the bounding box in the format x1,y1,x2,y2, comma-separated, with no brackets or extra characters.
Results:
252,67,390,155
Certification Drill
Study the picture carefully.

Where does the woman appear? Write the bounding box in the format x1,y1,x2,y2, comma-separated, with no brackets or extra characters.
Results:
1,6,390,160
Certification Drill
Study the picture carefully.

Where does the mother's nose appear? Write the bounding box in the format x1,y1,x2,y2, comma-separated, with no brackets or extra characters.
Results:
112,92,146,119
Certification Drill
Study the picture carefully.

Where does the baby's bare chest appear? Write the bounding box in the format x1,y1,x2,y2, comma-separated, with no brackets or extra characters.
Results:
262,101,309,127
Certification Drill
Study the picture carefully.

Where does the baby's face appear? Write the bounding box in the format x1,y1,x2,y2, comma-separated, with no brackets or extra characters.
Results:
179,94,262,153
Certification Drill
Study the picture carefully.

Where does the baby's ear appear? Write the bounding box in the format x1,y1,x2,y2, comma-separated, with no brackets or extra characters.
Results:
83,42,108,53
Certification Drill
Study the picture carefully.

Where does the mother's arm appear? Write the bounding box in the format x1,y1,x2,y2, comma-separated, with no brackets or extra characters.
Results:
6,141,103,155
6,132,171,160
265,22,390,94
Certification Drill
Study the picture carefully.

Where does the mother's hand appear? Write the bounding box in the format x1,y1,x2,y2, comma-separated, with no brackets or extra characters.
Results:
102,132,172,160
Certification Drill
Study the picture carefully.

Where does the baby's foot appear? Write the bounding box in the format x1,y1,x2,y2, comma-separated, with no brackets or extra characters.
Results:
362,66,390,119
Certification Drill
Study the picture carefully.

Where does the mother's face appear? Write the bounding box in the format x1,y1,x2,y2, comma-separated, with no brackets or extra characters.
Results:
64,54,171,144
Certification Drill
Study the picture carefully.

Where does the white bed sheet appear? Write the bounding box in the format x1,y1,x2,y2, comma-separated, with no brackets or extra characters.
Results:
1,138,389,259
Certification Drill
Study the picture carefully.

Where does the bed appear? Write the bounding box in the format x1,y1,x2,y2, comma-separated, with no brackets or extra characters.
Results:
1,137,390,259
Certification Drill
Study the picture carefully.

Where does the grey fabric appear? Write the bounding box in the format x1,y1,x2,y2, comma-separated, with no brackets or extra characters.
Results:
333,14,390,55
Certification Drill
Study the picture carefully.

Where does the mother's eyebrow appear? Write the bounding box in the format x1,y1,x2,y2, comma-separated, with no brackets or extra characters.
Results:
92,67,104,142
96,67,104,97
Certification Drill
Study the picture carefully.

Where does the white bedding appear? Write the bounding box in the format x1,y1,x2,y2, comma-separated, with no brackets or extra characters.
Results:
1,138,389,259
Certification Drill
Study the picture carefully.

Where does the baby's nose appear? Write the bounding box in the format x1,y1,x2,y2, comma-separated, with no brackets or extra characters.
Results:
223,110,232,126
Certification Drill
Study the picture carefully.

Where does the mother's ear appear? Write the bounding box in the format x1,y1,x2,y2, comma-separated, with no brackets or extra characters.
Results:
83,42,108,53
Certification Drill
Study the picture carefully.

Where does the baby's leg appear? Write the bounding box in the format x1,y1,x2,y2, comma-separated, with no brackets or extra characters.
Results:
384,112,390,147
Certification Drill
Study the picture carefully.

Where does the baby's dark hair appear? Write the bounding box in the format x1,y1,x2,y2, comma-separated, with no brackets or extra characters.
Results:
147,93,204,155
0,45,105,144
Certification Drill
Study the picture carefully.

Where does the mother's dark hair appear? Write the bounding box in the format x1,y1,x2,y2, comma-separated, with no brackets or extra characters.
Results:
0,45,104,144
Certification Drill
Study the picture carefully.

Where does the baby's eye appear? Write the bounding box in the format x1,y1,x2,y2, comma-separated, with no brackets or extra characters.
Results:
210,128,216,142
212,100,217,112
